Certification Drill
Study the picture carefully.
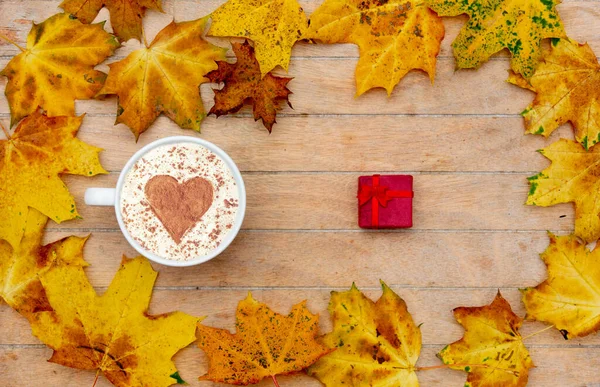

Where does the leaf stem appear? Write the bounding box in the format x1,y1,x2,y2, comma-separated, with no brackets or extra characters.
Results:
271,375,281,387
417,363,518,376
91,372,100,387
521,324,555,341
0,121,11,140
141,24,149,48
0,32,25,52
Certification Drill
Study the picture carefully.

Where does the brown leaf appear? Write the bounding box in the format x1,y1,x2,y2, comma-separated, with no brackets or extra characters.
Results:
207,41,292,132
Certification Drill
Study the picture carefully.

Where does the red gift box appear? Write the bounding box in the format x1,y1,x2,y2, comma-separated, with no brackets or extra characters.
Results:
357,174,413,229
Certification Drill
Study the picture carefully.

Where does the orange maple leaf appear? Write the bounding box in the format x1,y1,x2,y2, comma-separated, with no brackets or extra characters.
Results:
207,41,292,132
60,0,163,42
196,293,331,385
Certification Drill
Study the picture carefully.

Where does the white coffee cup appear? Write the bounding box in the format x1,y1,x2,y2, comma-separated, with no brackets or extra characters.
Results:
84,136,246,267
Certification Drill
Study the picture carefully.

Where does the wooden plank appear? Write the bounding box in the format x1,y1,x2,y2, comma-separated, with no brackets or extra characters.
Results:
0,56,536,117
38,230,552,288
31,115,572,173
2,346,599,386
0,1,598,58
2,288,599,346
49,173,574,231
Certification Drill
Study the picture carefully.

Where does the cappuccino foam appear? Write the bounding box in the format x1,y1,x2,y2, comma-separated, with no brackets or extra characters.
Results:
120,142,239,261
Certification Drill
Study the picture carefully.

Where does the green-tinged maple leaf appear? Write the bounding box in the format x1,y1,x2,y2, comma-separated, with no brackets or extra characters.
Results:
508,38,600,149
439,292,533,387
527,139,600,243
426,0,566,78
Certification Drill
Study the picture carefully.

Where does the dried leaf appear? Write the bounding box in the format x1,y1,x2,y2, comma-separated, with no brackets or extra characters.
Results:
527,139,600,243
439,292,533,387
426,0,566,78
60,0,163,42
209,0,308,76
509,38,600,149
522,233,600,339
207,41,292,132
0,13,118,126
29,256,199,387
0,110,106,249
307,0,444,96
99,17,226,140
0,208,87,317
308,282,421,387
196,293,331,385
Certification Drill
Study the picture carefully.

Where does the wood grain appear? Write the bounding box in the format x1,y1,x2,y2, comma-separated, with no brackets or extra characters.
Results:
1,0,599,385
52,173,574,231
36,230,551,288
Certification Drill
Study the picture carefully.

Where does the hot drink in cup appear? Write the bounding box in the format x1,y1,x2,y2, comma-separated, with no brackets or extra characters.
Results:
85,137,246,267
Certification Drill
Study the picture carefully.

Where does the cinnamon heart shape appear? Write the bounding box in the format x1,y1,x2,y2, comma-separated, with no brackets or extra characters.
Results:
144,175,214,244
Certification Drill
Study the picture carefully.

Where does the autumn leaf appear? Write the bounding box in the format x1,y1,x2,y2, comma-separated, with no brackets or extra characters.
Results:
438,292,534,387
0,208,87,317
60,0,163,42
196,293,331,385
522,233,600,339
0,111,106,250
99,17,226,140
209,0,308,76
509,38,600,149
426,0,566,78
308,282,421,387
306,0,445,96
28,256,199,387
527,139,600,243
207,41,292,132
0,13,118,126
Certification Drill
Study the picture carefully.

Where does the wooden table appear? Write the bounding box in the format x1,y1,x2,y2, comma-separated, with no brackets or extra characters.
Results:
1,1,600,386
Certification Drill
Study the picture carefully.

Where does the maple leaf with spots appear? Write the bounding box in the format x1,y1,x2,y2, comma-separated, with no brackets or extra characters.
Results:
207,41,292,132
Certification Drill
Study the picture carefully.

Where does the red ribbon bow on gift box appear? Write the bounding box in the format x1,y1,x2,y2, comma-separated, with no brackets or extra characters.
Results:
358,174,413,228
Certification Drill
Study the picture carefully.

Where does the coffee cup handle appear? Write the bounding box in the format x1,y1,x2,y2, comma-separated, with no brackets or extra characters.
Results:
85,188,116,206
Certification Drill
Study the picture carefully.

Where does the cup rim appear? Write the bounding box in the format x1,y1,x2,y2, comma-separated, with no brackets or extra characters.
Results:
115,135,246,267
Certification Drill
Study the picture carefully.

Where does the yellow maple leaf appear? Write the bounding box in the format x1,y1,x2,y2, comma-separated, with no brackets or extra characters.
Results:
209,0,308,76
99,17,227,140
0,13,118,126
527,139,600,243
509,39,600,149
522,233,600,339
0,208,87,317
60,0,163,42
439,292,534,387
197,293,331,385
28,256,199,387
0,111,106,250
308,282,421,387
426,0,566,78
307,0,445,96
